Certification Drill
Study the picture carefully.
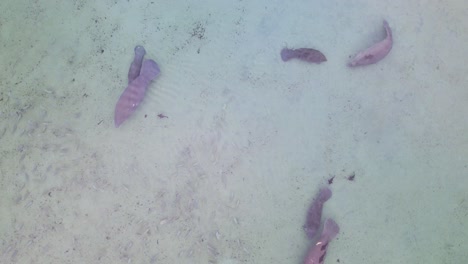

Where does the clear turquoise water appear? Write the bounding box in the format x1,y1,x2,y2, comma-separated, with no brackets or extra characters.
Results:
1,1,466,263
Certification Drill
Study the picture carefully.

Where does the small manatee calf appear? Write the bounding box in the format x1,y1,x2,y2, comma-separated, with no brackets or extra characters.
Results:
127,45,146,84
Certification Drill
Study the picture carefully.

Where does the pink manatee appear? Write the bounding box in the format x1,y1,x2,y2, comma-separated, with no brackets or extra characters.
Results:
348,20,393,67
114,59,160,127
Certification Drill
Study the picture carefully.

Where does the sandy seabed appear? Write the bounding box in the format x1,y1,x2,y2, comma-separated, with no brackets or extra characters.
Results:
1,0,467,263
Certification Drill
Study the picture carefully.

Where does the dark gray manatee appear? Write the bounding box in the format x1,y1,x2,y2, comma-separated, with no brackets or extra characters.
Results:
281,47,327,64
303,187,332,239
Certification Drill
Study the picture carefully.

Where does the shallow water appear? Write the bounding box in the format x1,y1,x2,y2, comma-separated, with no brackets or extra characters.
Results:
1,0,467,263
